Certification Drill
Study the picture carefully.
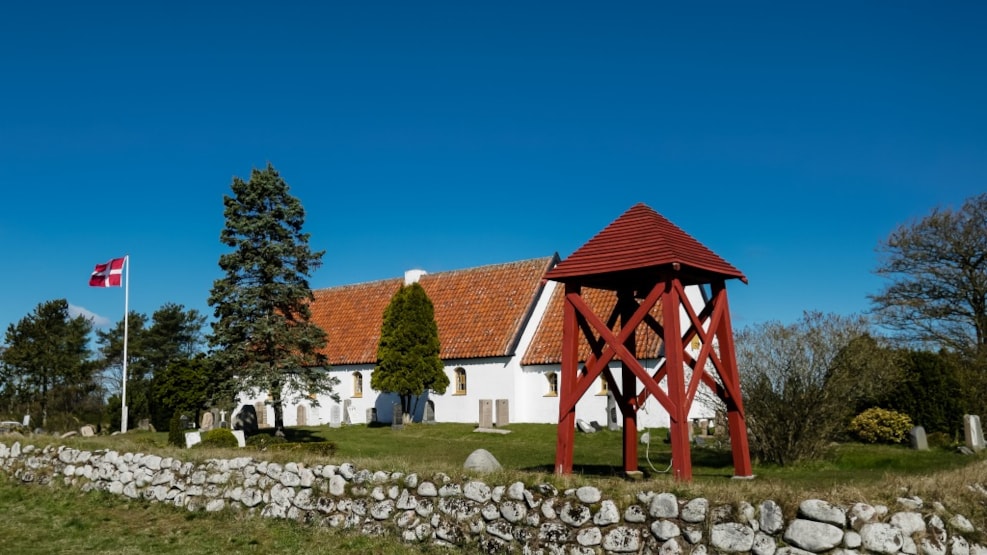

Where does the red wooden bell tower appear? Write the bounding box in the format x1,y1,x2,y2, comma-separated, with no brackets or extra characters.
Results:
545,203,753,481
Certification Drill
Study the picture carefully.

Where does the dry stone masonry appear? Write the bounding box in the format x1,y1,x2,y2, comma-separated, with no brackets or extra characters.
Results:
1,440,985,555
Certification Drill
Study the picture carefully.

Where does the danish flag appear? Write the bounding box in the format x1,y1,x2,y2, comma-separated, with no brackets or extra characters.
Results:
89,257,126,287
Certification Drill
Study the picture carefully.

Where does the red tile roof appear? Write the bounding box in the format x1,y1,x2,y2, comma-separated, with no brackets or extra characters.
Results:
310,257,557,365
310,278,403,365
521,285,664,365
545,203,746,288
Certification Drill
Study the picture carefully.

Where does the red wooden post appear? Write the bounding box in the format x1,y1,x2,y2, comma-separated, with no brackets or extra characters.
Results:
663,279,693,481
711,281,753,477
618,289,638,474
555,283,580,474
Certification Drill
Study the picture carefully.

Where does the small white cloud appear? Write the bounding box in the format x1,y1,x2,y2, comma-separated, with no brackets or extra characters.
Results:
69,304,111,327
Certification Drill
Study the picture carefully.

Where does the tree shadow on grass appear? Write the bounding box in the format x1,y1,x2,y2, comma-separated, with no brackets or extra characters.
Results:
252,428,323,443
522,447,737,479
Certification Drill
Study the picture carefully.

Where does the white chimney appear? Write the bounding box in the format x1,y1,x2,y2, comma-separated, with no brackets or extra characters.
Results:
404,269,427,285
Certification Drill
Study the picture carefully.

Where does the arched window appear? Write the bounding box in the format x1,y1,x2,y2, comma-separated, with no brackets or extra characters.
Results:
546,372,559,396
454,367,467,395
353,372,363,398
597,375,608,396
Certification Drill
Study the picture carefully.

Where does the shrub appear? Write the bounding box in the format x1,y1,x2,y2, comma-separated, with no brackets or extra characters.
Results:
926,431,955,449
849,408,913,444
246,434,288,449
195,428,238,449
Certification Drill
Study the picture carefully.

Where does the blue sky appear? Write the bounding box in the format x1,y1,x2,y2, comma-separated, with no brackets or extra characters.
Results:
1,2,984,337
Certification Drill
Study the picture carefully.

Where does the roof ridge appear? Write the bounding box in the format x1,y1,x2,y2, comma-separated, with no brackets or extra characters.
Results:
313,277,403,294
418,255,556,279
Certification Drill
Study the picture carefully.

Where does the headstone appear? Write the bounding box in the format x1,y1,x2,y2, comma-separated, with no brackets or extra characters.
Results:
80,425,95,437
606,392,620,431
477,399,493,428
392,403,404,430
343,400,352,424
235,405,258,434
180,414,190,430
577,419,596,433
184,431,202,448
231,430,246,448
964,415,984,451
296,405,308,427
910,426,928,451
200,411,214,432
219,410,227,427
495,399,509,427
464,448,502,473
367,408,376,424
330,406,342,428
138,419,152,431
478,399,493,429
60,431,77,439
714,412,727,438
424,401,436,424
255,402,267,427
699,419,710,436
22,414,30,428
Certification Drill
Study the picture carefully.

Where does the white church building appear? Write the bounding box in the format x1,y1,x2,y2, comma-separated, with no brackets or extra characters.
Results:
235,255,719,431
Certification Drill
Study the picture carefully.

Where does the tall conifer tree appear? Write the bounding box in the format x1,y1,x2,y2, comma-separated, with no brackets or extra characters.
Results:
208,164,336,433
372,282,448,420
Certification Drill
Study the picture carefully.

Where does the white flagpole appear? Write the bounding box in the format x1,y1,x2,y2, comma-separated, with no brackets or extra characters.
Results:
121,255,130,433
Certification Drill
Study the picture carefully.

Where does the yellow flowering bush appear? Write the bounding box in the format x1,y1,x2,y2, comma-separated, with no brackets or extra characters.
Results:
849,407,913,444
850,407,912,443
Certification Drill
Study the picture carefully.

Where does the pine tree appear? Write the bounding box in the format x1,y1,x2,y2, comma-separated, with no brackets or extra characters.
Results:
2,299,94,429
208,164,337,434
372,282,448,421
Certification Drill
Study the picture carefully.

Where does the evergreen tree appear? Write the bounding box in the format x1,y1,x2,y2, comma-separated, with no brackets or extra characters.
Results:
96,311,149,428
372,282,448,420
208,164,337,433
2,299,94,428
97,304,206,430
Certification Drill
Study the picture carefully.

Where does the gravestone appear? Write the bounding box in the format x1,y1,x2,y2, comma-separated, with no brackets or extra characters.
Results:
577,419,596,433
910,426,928,451
606,392,619,431
219,410,228,428
699,418,710,436
180,414,190,430
343,400,352,424
392,404,404,430
231,430,246,448
22,415,30,428
235,405,259,434
255,402,267,427
330,405,342,428
424,401,436,424
80,424,95,437
346,405,358,424
478,399,493,429
367,408,376,424
200,411,214,432
184,431,202,448
296,405,308,427
964,415,984,451
138,419,152,432
495,399,509,427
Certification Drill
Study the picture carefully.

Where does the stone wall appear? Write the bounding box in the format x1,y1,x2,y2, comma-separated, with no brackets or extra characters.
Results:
0,440,983,555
